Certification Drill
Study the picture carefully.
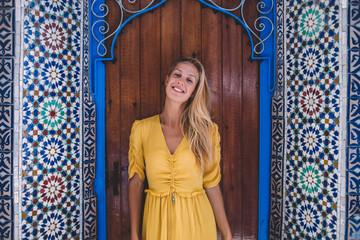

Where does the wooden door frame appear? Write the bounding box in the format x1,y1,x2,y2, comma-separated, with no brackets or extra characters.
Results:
89,1,276,239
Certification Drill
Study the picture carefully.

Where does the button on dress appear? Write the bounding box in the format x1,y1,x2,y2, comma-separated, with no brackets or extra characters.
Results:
128,115,221,240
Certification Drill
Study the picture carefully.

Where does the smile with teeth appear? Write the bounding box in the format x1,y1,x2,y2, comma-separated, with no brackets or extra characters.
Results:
172,86,185,93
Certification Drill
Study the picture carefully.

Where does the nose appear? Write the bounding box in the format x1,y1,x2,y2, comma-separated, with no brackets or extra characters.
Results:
177,78,185,86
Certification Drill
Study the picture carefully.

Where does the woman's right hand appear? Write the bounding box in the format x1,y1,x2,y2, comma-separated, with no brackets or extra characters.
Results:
131,234,140,240
129,173,144,240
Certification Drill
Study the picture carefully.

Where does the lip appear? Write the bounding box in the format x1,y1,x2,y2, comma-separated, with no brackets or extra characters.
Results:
172,86,185,93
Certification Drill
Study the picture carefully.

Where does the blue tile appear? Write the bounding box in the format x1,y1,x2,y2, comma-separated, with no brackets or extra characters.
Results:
349,24,360,50
348,195,360,219
350,50,360,74
83,161,95,199
0,197,12,221
349,98,360,122
349,74,360,99
348,171,360,194
0,80,12,104
0,58,13,82
0,151,11,175
350,3,360,27
0,218,12,240
348,147,360,172
0,128,12,152
83,196,97,239
0,174,11,197
0,0,14,7
349,122,360,147
348,217,360,240
272,97,284,118
0,33,14,56
0,105,12,129
83,102,96,123
83,122,95,163
0,8,14,33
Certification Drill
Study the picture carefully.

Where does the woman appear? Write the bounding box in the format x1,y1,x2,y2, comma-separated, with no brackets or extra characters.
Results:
128,58,232,240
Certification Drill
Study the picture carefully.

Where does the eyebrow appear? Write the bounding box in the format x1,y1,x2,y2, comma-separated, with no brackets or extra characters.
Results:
174,68,197,79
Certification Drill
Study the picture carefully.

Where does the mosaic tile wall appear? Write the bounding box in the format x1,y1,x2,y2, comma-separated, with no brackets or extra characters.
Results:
0,0,14,239
21,0,82,239
284,0,340,239
347,1,360,239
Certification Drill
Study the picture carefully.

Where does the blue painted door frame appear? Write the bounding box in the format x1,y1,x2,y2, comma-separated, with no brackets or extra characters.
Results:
89,1,275,239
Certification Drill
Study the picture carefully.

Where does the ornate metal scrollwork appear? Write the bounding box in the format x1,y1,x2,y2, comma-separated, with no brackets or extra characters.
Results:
91,0,274,57
204,0,274,55
91,0,158,57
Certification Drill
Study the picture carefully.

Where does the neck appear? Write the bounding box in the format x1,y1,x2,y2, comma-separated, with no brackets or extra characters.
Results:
160,100,186,128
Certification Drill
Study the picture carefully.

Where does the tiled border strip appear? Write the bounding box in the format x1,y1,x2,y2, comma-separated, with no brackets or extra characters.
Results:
269,0,285,239
0,0,15,239
21,0,82,238
347,1,360,239
283,1,340,238
82,0,97,239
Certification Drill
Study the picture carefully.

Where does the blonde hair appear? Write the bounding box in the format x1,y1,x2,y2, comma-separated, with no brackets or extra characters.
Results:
167,58,214,171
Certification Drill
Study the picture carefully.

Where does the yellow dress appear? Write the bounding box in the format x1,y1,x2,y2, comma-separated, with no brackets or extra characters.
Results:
128,115,221,240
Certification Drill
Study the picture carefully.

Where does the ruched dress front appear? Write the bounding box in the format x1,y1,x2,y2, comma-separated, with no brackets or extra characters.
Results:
128,115,221,240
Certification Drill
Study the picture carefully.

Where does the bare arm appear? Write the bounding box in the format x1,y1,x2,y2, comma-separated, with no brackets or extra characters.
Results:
205,184,232,240
129,173,144,240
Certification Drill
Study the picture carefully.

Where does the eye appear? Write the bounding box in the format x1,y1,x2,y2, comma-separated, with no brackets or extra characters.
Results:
174,73,181,77
186,78,193,84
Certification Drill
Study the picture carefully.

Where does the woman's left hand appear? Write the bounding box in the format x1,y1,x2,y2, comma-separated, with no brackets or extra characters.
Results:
205,184,232,239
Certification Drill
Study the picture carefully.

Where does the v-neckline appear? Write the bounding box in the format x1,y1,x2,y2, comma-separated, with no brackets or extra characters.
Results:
157,114,185,156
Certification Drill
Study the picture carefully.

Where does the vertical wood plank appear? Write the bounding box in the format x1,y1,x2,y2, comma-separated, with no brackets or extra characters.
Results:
160,0,181,111
240,1,260,238
140,2,161,118
201,1,222,131
222,14,244,238
104,1,123,237
201,1,222,237
119,13,141,240
181,0,201,58
105,43,122,240
241,31,260,239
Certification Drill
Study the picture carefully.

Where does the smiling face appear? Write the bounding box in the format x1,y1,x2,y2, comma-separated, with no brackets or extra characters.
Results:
165,62,199,105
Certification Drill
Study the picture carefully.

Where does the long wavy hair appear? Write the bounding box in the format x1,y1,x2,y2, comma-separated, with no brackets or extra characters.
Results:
167,57,214,171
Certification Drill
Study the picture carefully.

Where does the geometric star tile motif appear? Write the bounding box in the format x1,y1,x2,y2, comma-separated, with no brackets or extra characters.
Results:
347,2,360,239
21,171,81,239
21,1,82,239
25,0,81,19
284,0,340,238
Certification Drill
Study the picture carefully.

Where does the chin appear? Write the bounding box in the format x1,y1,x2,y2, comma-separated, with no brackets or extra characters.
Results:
166,95,190,105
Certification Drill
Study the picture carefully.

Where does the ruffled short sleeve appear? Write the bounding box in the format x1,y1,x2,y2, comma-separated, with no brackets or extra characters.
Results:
203,123,221,188
128,120,145,181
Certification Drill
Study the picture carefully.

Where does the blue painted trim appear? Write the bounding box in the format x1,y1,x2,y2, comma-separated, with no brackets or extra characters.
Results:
90,1,276,239
89,1,107,239
259,1,276,239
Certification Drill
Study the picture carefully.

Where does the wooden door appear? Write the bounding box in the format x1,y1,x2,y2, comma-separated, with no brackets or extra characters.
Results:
105,0,260,239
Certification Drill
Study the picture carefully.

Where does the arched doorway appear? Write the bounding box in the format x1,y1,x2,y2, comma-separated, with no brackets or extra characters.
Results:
104,0,260,239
